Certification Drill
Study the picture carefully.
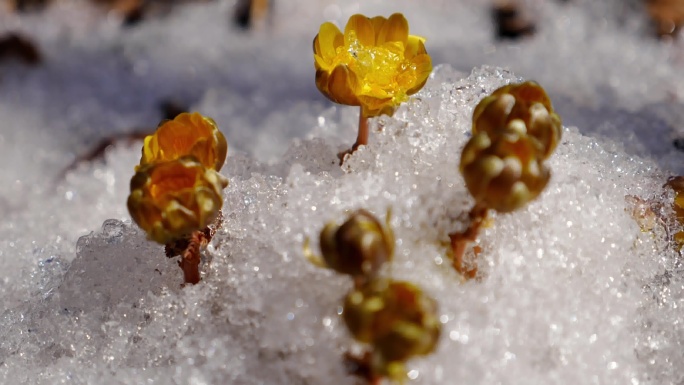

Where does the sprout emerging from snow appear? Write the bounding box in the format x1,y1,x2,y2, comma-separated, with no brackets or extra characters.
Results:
306,210,441,383
451,81,562,278
304,209,394,284
313,13,432,162
128,112,229,285
343,279,441,383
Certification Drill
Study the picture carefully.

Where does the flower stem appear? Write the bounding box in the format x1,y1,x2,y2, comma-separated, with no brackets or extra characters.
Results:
344,351,382,385
448,203,489,279
353,109,369,151
338,107,370,165
179,230,203,285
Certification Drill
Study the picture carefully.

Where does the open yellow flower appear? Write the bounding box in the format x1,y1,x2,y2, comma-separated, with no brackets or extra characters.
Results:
138,112,228,172
128,157,229,245
314,13,432,118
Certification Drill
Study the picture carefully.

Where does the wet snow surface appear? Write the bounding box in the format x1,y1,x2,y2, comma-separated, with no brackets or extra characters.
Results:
2,0,684,384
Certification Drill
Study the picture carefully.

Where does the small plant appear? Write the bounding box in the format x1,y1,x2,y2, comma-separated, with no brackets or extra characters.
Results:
306,210,441,384
304,209,394,287
313,13,432,163
343,278,441,384
450,81,562,278
127,112,229,285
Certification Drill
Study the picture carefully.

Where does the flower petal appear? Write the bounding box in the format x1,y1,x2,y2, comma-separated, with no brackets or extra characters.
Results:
315,69,332,98
358,95,394,117
139,112,227,171
327,65,361,106
315,22,343,61
406,54,433,95
376,13,409,45
405,35,427,58
370,16,387,41
345,14,375,46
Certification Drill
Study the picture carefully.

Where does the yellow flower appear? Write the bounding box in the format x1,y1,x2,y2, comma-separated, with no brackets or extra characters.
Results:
472,81,562,160
139,112,228,172
313,13,432,117
127,157,229,245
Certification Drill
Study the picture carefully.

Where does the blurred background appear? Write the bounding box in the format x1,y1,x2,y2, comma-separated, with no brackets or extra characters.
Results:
2,0,684,241
2,0,684,169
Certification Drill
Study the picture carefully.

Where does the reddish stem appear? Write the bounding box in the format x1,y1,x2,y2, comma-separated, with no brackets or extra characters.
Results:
179,231,204,285
353,110,369,150
344,351,382,385
338,107,370,165
448,204,489,279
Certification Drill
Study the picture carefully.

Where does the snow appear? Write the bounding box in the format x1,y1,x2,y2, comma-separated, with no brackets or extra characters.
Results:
1,0,684,384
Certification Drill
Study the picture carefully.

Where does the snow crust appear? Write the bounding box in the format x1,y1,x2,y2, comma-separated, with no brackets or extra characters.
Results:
1,1,684,384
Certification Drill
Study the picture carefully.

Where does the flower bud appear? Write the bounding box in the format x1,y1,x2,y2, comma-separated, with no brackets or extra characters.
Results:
139,112,228,171
460,131,550,213
128,157,228,244
472,81,561,159
319,209,394,278
343,279,441,375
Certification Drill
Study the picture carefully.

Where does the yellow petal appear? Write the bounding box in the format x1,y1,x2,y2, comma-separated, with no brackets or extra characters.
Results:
139,112,228,172
405,35,427,58
315,22,343,61
370,16,387,41
315,69,332,99
358,95,394,117
376,13,408,45
345,14,375,46
406,54,432,95
327,65,361,106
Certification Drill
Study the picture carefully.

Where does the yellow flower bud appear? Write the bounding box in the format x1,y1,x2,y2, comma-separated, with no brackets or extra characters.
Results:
127,157,228,245
460,131,550,213
343,279,441,379
139,112,228,171
472,81,562,159
313,13,432,117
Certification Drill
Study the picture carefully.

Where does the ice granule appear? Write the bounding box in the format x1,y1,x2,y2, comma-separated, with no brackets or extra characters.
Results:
0,64,681,385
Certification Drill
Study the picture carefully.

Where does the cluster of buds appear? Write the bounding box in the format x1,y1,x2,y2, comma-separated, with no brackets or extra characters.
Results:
305,210,441,383
127,112,229,285
451,81,562,277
